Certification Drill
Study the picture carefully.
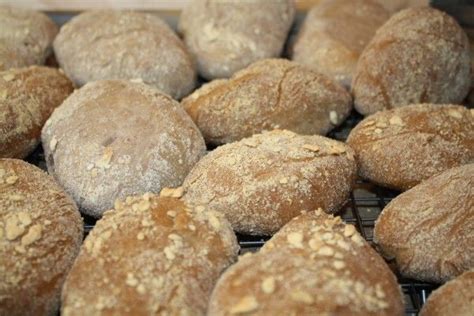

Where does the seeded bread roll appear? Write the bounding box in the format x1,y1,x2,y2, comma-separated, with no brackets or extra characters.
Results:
374,164,474,283
0,159,83,316
178,0,295,80
61,190,239,316
41,80,206,217
352,7,471,115
0,6,58,71
420,270,474,316
0,66,74,159
347,104,474,191
183,130,357,235
182,59,352,145
208,210,403,315
54,10,195,99
291,0,389,87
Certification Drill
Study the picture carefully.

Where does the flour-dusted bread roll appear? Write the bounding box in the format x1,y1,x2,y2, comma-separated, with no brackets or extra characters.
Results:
0,66,74,159
183,130,357,235
41,80,206,217
0,159,83,316
420,270,474,316
352,7,471,115
182,59,352,145
291,0,389,87
178,0,295,80
347,104,474,191
0,6,58,71
208,210,404,316
61,191,239,316
54,10,196,99
374,164,474,283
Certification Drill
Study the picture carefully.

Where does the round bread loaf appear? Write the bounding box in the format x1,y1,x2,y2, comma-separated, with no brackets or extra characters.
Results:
352,7,471,115
0,159,83,316
0,66,74,159
374,164,474,283
0,6,58,71
208,210,404,315
182,59,352,145
41,80,206,218
178,0,295,80
53,10,195,99
420,270,474,316
347,104,474,191
183,130,357,235
61,190,239,316
291,0,389,87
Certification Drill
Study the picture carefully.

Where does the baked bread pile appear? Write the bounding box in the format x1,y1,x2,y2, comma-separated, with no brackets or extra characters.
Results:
0,1,472,315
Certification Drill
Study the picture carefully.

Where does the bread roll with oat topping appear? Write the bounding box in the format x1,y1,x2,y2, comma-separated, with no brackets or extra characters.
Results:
41,80,205,218
374,164,474,283
0,159,83,316
347,104,474,191
182,59,352,145
183,130,357,235
61,191,239,316
208,210,403,316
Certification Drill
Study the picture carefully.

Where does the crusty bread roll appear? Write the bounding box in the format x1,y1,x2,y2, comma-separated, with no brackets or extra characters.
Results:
61,190,239,316
420,270,474,316
54,10,195,99
41,80,206,217
291,0,389,87
182,59,352,145
352,7,471,115
374,164,474,283
347,104,474,191
183,130,357,235
0,159,83,316
0,66,74,159
178,0,295,80
208,210,404,315
0,6,58,71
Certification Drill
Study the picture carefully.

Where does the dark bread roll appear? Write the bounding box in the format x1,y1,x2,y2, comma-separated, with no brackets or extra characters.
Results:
0,159,83,316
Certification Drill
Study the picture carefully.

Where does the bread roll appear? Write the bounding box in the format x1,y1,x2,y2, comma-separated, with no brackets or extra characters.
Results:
420,270,474,316
208,210,404,315
0,159,83,316
183,130,357,235
54,10,195,99
0,66,74,159
41,80,205,217
347,104,474,191
178,0,295,80
61,190,239,316
0,6,58,71
182,59,352,145
291,0,389,87
352,7,471,115
374,164,474,283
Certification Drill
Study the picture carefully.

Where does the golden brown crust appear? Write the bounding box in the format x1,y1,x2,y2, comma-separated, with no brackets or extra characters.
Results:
61,192,239,316
0,66,74,159
291,0,389,87
0,159,83,316
0,6,58,71
208,210,404,316
53,10,196,99
420,270,474,316
374,164,474,283
41,80,206,218
347,104,474,191
183,130,357,235
352,7,471,115
182,59,352,145
178,0,295,80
